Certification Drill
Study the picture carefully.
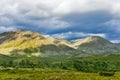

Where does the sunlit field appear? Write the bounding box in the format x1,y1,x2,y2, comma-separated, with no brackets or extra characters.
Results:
0,68,120,80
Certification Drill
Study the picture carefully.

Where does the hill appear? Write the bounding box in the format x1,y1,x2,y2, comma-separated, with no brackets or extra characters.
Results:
0,30,74,55
0,30,119,56
72,36,120,55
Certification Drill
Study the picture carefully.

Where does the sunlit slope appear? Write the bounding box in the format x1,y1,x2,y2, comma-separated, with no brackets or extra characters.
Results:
0,30,54,55
0,30,73,55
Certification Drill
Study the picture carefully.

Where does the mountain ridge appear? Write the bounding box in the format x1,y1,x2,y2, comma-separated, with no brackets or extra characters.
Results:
0,30,119,56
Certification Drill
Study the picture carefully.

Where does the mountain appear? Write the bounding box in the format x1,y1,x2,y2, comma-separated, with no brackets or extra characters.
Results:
115,43,120,46
0,30,51,55
0,30,119,56
0,30,74,55
73,36,120,55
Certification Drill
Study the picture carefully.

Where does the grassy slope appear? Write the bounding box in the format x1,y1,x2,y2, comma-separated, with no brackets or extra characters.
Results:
81,54,120,62
0,68,120,80
0,30,54,55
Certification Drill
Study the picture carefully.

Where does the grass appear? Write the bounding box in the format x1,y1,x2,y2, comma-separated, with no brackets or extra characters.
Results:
0,68,120,80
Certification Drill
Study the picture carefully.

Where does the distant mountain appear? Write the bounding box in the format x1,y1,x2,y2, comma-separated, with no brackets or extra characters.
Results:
115,43,120,46
72,36,120,55
0,30,120,56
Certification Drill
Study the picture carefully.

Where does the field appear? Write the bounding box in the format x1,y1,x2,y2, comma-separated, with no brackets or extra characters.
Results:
0,68,120,80
0,55,120,80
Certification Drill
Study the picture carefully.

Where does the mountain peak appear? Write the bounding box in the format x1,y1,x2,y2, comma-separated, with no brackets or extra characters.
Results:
10,30,40,35
88,36,103,39
2,30,45,39
72,36,112,48
85,36,108,42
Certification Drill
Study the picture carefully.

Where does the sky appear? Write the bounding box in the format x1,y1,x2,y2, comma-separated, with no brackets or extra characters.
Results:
0,0,120,43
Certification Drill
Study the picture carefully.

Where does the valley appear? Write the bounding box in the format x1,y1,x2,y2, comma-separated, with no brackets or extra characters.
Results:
0,30,120,80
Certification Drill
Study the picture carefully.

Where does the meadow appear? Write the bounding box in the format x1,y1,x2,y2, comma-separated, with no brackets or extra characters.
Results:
0,68,120,80
0,55,120,80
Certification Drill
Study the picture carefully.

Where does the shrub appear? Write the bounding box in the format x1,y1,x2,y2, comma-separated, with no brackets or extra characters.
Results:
99,71,115,76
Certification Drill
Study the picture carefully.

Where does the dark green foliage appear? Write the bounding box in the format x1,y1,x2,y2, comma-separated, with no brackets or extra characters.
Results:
73,60,95,72
24,48,38,54
73,55,120,72
19,59,34,68
99,71,115,76
0,54,120,73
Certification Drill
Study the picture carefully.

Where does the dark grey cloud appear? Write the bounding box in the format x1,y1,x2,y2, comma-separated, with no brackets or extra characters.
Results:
0,0,120,42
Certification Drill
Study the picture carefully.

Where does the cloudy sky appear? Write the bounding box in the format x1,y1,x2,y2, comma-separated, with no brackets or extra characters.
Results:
0,0,120,43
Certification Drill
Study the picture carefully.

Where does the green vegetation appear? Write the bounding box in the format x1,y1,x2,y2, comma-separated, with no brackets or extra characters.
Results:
0,68,120,80
0,30,120,79
0,54,120,79
73,55,120,72
0,54,120,72
24,48,39,54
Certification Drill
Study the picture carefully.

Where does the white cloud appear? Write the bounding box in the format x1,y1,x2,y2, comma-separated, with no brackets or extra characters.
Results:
54,0,111,16
0,26,17,33
1,0,120,32
51,32,106,39
39,18,70,30
110,40,120,43
1,0,120,17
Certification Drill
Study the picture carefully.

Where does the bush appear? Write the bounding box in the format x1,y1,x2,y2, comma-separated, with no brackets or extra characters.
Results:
99,71,115,76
